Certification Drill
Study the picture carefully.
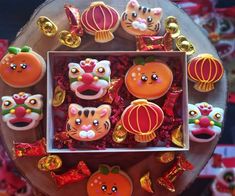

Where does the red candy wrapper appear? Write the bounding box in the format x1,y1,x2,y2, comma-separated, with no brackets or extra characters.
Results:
64,4,84,36
162,87,183,117
13,138,47,158
136,32,173,51
157,154,194,192
51,161,91,187
0,39,8,59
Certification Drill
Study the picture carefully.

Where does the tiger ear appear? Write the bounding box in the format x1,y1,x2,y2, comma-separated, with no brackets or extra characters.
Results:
127,0,139,9
97,105,111,118
68,104,82,117
152,7,163,18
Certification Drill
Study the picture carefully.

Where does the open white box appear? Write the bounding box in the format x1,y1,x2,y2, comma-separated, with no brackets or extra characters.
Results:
47,51,188,153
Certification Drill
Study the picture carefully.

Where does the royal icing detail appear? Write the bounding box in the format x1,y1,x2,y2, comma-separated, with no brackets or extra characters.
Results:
81,2,120,43
68,58,111,100
87,165,133,196
188,54,224,92
125,57,173,100
121,0,163,36
0,46,46,88
121,99,164,143
66,104,111,141
188,102,224,143
1,92,43,131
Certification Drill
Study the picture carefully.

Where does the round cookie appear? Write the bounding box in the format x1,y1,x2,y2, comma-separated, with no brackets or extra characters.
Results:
0,46,46,88
87,165,133,196
125,58,173,100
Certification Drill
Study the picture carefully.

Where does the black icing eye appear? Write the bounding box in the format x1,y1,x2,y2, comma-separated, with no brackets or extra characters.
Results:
220,19,230,33
101,184,107,192
10,63,17,70
151,73,158,81
97,67,105,74
214,113,222,120
111,186,118,193
20,63,27,69
141,75,148,82
75,119,82,125
147,16,153,23
29,99,37,105
71,68,79,74
93,120,99,126
223,172,234,183
4,100,11,107
189,110,197,117
132,11,137,18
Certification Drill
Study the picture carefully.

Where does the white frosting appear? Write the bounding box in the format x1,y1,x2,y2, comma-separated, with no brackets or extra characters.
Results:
79,130,96,139
132,21,147,31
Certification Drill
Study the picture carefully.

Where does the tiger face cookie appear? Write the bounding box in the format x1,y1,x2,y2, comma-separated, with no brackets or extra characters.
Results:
121,0,163,36
68,58,111,100
1,92,43,131
0,46,46,88
66,104,111,141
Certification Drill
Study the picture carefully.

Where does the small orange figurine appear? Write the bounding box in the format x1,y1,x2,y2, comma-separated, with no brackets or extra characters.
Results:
87,165,133,196
125,57,173,100
0,46,46,88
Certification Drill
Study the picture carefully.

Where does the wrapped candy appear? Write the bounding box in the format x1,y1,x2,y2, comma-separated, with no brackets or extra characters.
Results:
156,152,175,164
162,87,182,117
51,161,91,187
13,138,46,158
38,155,62,171
157,154,194,192
140,172,154,193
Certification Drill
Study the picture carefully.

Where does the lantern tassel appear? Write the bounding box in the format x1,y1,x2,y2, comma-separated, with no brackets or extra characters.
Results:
194,82,214,92
135,132,156,143
95,30,114,43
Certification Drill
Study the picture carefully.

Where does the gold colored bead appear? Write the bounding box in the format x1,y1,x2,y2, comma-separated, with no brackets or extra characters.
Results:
26,109,32,114
18,92,24,96
77,76,83,81
10,109,15,114
194,119,200,124
210,121,215,126
93,76,99,81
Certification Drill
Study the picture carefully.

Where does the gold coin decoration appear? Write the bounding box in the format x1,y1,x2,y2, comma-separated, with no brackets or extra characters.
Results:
38,155,62,171
59,30,81,48
37,16,58,37
112,123,127,143
52,85,66,107
176,35,195,55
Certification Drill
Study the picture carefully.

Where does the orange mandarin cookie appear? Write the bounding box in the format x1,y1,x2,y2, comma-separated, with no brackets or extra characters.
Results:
87,165,133,196
0,46,46,88
125,58,173,100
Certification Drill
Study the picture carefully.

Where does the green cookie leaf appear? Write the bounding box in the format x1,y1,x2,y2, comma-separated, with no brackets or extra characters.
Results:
8,47,21,55
21,46,32,52
145,56,156,63
134,57,145,65
110,166,120,174
99,164,109,175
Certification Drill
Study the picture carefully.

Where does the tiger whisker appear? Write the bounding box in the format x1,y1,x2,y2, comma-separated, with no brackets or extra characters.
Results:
125,22,132,25
128,19,133,22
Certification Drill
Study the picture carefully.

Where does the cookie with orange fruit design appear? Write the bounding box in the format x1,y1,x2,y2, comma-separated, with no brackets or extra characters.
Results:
87,164,133,196
0,46,46,88
125,57,173,100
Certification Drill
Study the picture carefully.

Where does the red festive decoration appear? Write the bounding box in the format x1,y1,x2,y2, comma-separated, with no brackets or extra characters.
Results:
188,54,224,92
121,99,164,143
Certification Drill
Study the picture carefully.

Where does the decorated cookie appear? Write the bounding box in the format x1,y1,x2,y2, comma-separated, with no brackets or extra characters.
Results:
188,54,224,92
121,0,162,36
121,99,164,143
87,165,133,196
188,102,224,143
1,92,43,131
68,58,111,100
0,46,46,88
81,2,120,43
66,104,111,141
125,57,173,100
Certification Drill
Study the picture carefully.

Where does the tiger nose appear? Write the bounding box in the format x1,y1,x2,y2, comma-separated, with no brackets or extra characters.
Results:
199,117,211,128
137,18,146,24
15,106,26,118
81,73,94,84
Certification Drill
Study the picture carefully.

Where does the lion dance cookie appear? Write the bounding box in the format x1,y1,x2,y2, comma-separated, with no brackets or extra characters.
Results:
0,46,46,88
87,165,133,196
188,102,224,143
66,104,111,141
125,57,173,100
68,58,111,100
1,92,43,131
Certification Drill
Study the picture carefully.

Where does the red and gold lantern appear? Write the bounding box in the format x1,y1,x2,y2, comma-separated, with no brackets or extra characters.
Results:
188,54,224,92
121,99,164,143
81,1,120,43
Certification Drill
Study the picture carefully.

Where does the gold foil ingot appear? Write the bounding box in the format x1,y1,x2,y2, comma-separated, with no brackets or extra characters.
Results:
165,16,180,39
176,35,195,55
171,125,184,148
112,123,127,143
52,86,66,107
37,16,58,37
156,152,175,164
140,172,154,193
59,30,81,48
38,155,62,171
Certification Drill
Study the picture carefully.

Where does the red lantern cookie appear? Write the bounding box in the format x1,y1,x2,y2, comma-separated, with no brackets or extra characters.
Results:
87,165,133,196
66,104,111,141
125,57,173,100
188,54,224,92
81,2,120,43
0,46,46,88
121,99,164,143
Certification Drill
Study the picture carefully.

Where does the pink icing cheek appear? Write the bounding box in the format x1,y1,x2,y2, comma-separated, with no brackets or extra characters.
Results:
156,78,162,83
137,80,142,86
